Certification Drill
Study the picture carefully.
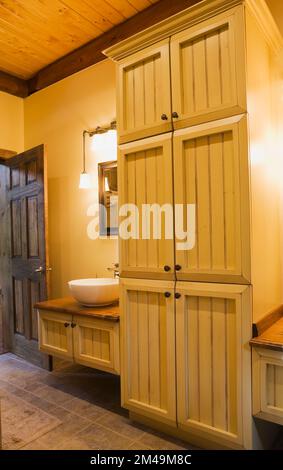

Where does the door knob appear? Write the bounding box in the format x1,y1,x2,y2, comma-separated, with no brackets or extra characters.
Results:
64,322,70,328
164,292,171,298
35,266,44,273
161,114,168,120
35,266,52,273
71,322,76,328
175,293,181,299
172,111,179,119
175,265,182,271
163,265,171,272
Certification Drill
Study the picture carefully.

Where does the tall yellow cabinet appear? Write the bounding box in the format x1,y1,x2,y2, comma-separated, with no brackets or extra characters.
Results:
104,0,283,450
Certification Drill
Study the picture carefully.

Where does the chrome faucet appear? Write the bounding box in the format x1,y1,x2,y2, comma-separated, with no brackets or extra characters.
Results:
107,263,120,279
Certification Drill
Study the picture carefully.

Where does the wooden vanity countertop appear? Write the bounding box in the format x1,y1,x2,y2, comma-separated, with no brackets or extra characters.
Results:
250,306,283,352
35,297,120,322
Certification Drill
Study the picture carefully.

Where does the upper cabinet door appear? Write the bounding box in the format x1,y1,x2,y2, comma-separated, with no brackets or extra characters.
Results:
119,133,175,280
117,39,172,144
174,115,251,284
170,6,246,130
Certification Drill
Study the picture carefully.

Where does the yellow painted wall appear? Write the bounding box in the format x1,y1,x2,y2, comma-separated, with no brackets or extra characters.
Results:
246,10,283,320
0,91,24,152
24,60,118,298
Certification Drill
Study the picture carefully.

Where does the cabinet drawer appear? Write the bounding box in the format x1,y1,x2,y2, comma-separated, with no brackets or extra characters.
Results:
38,310,73,359
73,316,120,375
252,347,283,426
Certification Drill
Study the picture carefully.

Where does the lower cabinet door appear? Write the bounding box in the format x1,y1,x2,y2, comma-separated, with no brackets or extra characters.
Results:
38,310,73,359
252,347,283,426
120,278,176,425
73,316,120,375
175,282,252,448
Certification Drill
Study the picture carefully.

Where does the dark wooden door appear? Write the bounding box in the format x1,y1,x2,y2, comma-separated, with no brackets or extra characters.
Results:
5,145,51,368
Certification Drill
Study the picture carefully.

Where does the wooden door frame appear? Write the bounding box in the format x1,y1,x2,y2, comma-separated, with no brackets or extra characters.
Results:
0,156,12,354
0,146,51,369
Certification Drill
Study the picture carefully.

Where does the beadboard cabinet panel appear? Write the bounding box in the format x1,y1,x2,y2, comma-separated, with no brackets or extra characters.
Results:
117,39,172,143
38,311,73,360
170,6,246,129
176,282,252,448
73,315,120,374
120,278,176,425
174,115,251,284
119,134,175,280
252,348,283,426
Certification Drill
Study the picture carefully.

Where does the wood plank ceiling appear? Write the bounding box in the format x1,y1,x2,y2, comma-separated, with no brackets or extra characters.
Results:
0,0,159,79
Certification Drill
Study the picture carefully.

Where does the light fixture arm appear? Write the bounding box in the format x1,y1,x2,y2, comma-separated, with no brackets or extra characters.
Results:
80,120,116,189
87,120,117,137
82,130,88,173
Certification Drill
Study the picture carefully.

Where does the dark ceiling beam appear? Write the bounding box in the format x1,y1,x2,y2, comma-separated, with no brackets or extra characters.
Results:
0,70,28,98
28,0,201,95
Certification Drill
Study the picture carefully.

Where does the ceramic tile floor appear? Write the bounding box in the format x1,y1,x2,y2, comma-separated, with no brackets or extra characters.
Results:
0,353,195,450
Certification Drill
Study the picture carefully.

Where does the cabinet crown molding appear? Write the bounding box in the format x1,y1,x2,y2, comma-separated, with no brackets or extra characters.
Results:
246,0,283,55
104,0,242,60
104,0,283,61
104,0,245,61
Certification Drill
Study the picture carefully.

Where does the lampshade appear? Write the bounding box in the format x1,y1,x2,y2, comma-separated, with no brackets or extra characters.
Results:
79,172,92,189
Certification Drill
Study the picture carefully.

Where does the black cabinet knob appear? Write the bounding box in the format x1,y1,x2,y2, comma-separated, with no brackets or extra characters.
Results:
175,293,181,299
161,113,168,120
172,111,179,118
175,264,182,271
164,292,171,298
64,322,70,328
164,265,171,272
71,322,76,328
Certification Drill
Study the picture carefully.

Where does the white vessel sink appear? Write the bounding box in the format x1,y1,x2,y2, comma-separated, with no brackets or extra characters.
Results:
68,278,119,307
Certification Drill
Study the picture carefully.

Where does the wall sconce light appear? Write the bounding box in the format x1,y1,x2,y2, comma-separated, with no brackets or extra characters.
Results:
79,121,117,189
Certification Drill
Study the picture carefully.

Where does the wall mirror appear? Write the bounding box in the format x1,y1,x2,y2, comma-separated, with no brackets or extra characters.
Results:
98,161,118,236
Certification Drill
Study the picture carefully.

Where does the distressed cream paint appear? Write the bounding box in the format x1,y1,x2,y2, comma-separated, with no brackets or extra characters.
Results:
0,91,24,153
24,60,118,298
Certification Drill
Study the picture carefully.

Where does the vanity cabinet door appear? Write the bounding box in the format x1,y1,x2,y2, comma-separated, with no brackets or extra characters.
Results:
38,310,73,360
175,282,252,448
119,133,175,280
174,115,250,284
252,347,283,426
120,278,176,425
170,6,246,130
117,39,172,144
73,316,120,375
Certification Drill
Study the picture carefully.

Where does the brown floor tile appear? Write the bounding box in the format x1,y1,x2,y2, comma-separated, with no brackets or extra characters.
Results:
65,396,108,421
96,410,147,441
70,422,135,450
21,440,48,450
38,413,90,448
0,354,195,451
128,441,154,450
33,384,76,406
137,430,191,450
55,437,94,450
